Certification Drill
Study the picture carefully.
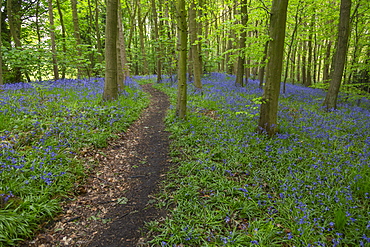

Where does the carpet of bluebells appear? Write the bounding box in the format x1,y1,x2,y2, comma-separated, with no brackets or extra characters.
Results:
0,77,148,245
150,73,370,246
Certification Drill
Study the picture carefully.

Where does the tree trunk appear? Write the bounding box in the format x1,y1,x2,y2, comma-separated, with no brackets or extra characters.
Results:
283,2,300,93
151,0,163,83
226,5,235,74
189,1,202,89
48,0,59,80
117,0,129,91
7,0,22,82
103,0,118,101
56,0,67,78
0,0,3,85
258,40,269,89
176,0,187,119
71,0,83,78
258,0,288,136
306,15,315,87
323,0,351,110
296,49,301,83
94,0,103,66
301,41,307,86
235,0,248,87
35,0,43,81
322,40,332,83
137,2,148,75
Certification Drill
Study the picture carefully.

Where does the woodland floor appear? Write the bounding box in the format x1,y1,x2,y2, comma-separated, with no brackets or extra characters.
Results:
21,84,171,247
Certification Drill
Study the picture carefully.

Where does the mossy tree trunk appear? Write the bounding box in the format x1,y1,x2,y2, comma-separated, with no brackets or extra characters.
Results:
323,0,351,110
258,0,288,136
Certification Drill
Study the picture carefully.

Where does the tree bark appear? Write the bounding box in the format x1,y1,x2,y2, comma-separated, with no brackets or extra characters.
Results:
322,40,332,83
176,0,187,119
323,0,351,110
71,0,83,78
151,0,163,83
137,1,148,75
283,2,300,93
258,40,269,89
258,0,288,136
301,41,307,86
56,0,67,78
103,0,118,101
0,0,3,85
95,0,103,66
35,0,43,81
7,0,22,82
306,15,315,87
117,0,129,91
235,0,248,87
48,0,59,80
189,1,202,89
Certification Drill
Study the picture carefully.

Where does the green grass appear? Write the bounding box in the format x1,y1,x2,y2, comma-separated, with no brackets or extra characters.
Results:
0,77,149,246
149,73,370,246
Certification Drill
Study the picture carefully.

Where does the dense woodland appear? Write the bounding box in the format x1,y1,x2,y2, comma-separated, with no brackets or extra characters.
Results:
0,0,369,90
0,0,370,246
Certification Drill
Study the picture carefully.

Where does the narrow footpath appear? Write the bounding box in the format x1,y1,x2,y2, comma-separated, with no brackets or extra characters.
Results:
22,84,171,247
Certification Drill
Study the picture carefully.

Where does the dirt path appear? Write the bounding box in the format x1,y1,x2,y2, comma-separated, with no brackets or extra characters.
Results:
21,84,171,247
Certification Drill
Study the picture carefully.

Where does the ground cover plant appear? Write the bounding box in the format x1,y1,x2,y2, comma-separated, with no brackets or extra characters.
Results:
0,77,149,245
150,73,370,246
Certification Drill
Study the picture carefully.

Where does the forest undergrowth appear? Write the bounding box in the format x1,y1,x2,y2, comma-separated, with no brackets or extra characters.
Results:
0,78,149,245
0,73,369,246
149,73,370,246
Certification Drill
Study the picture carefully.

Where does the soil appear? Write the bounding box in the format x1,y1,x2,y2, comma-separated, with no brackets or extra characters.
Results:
21,84,171,247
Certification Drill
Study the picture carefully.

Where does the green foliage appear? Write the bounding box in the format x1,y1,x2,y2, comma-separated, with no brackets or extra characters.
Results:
0,78,149,244
311,82,370,103
236,97,264,118
149,74,370,246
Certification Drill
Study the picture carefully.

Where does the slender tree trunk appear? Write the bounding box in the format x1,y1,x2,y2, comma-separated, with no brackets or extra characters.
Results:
258,0,288,136
0,0,3,85
226,5,235,74
35,0,43,81
151,0,163,83
258,40,269,89
56,0,67,78
71,0,83,78
189,1,202,89
197,0,204,74
301,41,307,85
316,43,322,84
137,2,148,75
296,49,301,83
290,44,296,84
313,34,318,84
283,2,300,93
86,0,94,77
95,0,103,66
348,14,360,84
323,0,351,110
48,0,59,80
176,0,187,119
117,0,128,91
306,15,315,87
322,40,332,83
7,0,22,82
103,0,118,101
235,0,248,87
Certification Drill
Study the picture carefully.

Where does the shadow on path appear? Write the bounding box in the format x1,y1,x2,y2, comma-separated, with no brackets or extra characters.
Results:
88,84,171,247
